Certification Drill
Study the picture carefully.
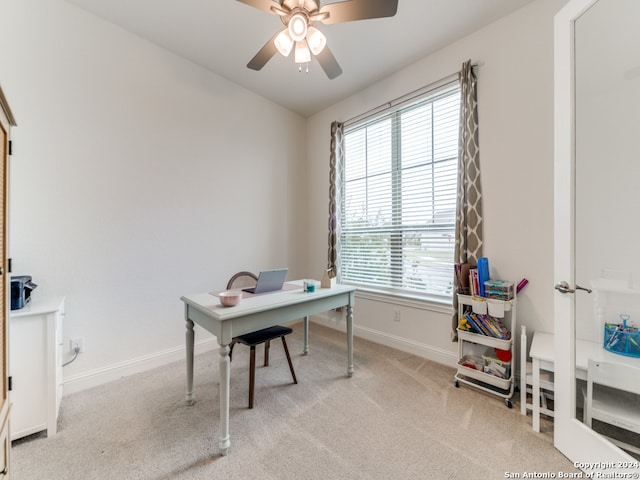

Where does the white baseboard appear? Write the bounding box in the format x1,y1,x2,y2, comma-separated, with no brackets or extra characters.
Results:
63,317,458,396
62,339,218,395
310,315,458,369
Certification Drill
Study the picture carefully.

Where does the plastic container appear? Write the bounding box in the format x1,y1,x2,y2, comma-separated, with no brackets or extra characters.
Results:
495,348,512,362
484,280,514,300
603,323,640,358
471,297,487,314
487,299,505,317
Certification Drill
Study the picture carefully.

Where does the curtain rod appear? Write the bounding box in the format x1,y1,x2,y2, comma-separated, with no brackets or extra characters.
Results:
343,63,479,129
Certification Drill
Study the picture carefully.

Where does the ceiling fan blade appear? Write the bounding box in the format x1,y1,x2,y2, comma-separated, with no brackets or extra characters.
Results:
315,46,342,79
235,0,281,15
319,0,398,25
247,32,280,71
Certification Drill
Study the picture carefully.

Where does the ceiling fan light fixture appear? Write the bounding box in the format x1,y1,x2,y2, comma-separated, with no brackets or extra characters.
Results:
288,13,308,42
240,0,399,79
274,29,294,57
294,40,311,64
306,26,326,55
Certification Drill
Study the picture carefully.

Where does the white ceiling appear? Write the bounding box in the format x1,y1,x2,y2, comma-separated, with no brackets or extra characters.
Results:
65,0,536,117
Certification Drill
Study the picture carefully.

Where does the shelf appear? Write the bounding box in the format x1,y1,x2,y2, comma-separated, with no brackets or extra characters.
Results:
455,291,516,407
456,360,512,390
457,329,511,350
454,374,513,401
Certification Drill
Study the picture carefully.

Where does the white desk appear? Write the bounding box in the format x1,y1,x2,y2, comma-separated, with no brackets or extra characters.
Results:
180,281,356,456
529,332,640,432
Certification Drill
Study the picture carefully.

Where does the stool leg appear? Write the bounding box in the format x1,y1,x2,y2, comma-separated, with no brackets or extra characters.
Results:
264,340,270,367
281,337,298,384
248,346,256,409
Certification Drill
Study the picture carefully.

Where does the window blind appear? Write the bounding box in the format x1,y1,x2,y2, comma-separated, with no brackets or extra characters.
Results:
341,83,460,300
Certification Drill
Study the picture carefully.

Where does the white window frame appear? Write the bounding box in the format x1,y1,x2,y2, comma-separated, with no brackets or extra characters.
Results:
339,80,461,304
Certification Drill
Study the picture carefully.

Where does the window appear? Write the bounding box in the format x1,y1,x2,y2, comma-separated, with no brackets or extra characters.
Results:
340,83,460,301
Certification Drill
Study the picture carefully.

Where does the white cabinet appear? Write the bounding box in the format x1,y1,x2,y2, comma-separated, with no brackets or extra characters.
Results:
9,297,65,440
454,293,516,408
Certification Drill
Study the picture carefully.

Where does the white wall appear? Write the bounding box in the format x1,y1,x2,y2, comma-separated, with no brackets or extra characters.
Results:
0,0,307,392
306,0,568,366
0,0,570,393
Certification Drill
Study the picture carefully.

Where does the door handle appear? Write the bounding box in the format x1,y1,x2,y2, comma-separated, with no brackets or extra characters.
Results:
554,281,592,294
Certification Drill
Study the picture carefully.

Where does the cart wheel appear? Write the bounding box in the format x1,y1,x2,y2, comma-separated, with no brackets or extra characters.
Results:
454,379,459,388
505,399,513,408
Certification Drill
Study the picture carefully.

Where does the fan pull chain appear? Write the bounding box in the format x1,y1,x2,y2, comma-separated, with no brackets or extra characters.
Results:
298,63,309,74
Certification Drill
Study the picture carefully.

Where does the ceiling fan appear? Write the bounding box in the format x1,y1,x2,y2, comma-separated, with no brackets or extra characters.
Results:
236,0,399,79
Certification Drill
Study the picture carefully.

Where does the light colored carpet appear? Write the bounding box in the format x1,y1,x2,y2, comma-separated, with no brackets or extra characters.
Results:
11,322,577,479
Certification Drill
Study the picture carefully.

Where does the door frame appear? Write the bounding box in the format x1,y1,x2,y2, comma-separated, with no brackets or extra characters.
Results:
0,83,15,478
553,0,637,468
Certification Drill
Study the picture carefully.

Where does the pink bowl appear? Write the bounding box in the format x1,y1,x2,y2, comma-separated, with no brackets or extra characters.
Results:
219,291,242,307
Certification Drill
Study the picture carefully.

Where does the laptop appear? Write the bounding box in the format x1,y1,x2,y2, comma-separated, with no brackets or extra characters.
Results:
242,268,288,294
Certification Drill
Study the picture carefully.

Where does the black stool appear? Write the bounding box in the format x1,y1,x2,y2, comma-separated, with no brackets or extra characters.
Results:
229,325,298,409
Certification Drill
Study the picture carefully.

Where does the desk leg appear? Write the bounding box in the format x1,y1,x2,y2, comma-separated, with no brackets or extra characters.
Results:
346,304,354,377
218,343,231,456
532,357,541,433
185,319,195,405
303,316,309,355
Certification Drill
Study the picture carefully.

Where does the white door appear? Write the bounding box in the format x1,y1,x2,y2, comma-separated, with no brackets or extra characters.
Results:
554,0,640,469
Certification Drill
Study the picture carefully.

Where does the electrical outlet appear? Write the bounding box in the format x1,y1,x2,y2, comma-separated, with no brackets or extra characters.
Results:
70,337,84,353
393,310,401,322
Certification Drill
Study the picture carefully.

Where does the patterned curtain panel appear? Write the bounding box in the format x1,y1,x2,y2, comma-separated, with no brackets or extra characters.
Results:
452,60,483,340
328,121,344,278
